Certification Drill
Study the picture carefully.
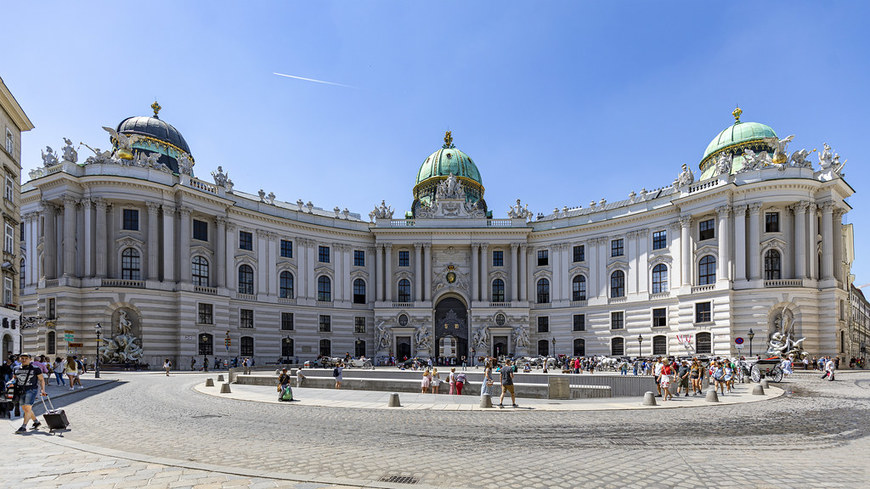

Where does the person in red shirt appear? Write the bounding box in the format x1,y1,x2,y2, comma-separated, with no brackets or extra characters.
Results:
659,359,674,401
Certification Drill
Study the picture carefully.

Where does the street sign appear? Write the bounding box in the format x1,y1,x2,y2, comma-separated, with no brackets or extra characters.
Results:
68,342,83,347
736,343,744,350
735,337,744,345
64,330,74,335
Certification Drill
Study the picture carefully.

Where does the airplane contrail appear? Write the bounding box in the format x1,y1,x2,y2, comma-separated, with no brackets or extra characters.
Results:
273,72,355,88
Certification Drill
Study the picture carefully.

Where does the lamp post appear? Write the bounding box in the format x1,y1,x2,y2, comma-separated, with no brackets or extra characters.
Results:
748,328,755,357
637,334,643,358
94,323,102,379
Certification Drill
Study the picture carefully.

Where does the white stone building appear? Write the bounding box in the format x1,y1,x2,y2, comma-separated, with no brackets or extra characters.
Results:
0,76,34,357
19,105,855,367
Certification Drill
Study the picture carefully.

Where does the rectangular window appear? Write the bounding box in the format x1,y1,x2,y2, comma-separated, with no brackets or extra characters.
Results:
492,250,504,267
652,230,667,250
398,250,409,267
537,249,548,266
573,245,585,262
695,302,712,323
281,312,294,331
573,314,585,332
5,176,13,201
354,317,366,334
537,316,549,333
5,129,13,154
652,307,667,327
318,246,330,263
699,219,715,241
122,209,139,231
239,231,253,250
353,249,365,267
47,297,56,319
319,315,331,332
765,212,780,233
611,311,624,330
193,219,208,241
4,224,13,253
240,309,254,328
280,240,293,258
4,277,12,305
197,303,213,324
611,239,624,257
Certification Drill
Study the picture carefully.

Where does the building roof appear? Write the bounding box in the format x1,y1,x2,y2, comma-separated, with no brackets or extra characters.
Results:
0,76,35,132
415,132,482,187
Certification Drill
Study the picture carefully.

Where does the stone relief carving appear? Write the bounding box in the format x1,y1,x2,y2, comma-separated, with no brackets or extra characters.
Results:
176,154,194,175
415,325,433,353
435,173,465,200
472,325,488,353
376,320,392,352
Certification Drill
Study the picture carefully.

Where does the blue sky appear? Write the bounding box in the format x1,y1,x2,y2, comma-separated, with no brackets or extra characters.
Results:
4,1,870,283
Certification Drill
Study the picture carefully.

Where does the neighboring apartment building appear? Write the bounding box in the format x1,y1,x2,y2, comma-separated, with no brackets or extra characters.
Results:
0,76,34,358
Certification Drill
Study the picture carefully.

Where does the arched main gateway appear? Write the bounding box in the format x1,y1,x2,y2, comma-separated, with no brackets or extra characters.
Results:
434,297,468,363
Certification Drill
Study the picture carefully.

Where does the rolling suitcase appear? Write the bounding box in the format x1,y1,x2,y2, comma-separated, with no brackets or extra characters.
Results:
40,395,70,432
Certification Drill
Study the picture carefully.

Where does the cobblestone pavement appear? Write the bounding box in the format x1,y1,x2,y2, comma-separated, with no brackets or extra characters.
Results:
6,371,870,488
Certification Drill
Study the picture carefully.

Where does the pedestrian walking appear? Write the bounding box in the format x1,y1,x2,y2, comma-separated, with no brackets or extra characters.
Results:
52,357,66,386
64,355,79,390
498,360,517,407
690,358,703,395
676,360,690,397
277,368,293,401
190,358,196,371
333,363,343,389
9,353,47,433
653,357,663,397
448,368,457,394
823,356,836,381
659,359,673,402
296,366,306,387
72,356,84,387
163,358,172,376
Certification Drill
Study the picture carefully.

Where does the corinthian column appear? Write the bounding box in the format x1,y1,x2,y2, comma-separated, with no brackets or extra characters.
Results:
807,203,818,279
471,243,480,302
821,201,835,280
480,244,489,302
146,202,160,280
94,199,107,278
716,205,731,283
510,243,519,302
680,216,692,286
62,197,77,277
414,243,423,302
793,202,808,280
178,207,192,284
748,203,762,280
215,217,227,288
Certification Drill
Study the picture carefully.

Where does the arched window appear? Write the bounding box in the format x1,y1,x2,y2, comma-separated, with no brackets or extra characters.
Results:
573,338,586,357
198,333,213,356
611,337,625,356
353,279,366,304
492,279,505,302
397,279,411,302
279,271,294,298
537,339,549,356
47,331,56,355
317,276,332,302
572,275,587,301
192,256,209,286
121,248,141,280
240,336,254,356
537,278,550,303
319,338,331,357
652,264,668,293
281,337,294,357
238,264,254,294
610,270,625,298
698,255,716,285
696,332,712,354
355,339,366,358
764,249,782,280
652,335,667,355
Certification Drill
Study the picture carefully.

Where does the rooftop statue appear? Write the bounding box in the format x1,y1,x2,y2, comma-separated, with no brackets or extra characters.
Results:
81,143,115,165
41,146,59,167
766,134,795,165
674,164,694,187
789,148,815,168
818,142,846,175
102,126,140,154
61,138,78,164
369,200,394,221
267,192,276,205
507,199,532,220
176,154,194,175
435,173,465,200
258,189,266,202
211,166,229,187
741,148,771,171
715,152,732,176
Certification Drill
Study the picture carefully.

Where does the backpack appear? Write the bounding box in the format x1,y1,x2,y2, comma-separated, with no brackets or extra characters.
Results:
333,367,339,377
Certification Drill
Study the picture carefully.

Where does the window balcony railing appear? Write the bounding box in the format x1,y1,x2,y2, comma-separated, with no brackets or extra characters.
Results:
278,297,296,305
650,292,670,300
608,296,627,304
570,300,588,307
489,302,511,308
101,279,145,288
691,284,715,294
194,285,218,295
764,279,803,288
392,302,413,308
236,293,256,301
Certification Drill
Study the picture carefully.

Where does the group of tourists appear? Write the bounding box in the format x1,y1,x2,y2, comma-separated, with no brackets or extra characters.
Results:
2,354,85,391
419,367,468,395
479,358,518,407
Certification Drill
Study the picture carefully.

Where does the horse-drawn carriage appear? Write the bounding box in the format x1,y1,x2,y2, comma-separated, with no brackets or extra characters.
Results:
749,357,785,383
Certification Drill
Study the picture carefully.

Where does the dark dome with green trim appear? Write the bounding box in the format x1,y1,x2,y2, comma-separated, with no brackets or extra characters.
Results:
415,133,482,187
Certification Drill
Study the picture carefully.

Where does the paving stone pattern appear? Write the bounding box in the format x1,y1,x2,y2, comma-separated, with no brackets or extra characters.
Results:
6,371,870,488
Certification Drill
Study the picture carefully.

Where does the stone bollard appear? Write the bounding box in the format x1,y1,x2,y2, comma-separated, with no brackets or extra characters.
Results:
387,393,401,408
220,383,232,394
705,390,719,403
761,379,770,389
217,374,225,382
642,391,657,406
752,385,765,396
479,394,493,408
205,378,214,387
743,375,751,384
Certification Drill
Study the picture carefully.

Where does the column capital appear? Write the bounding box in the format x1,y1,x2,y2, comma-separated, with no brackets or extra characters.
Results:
177,206,193,217
480,243,489,252
793,201,809,213
833,207,847,219
679,215,692,228
414,242,424,250
510,242,520,250
807,202,818,213
146,201,161,213
225,221,238,232
256,229,270,239
733,204,748,215
715,205,731,217
215,216,228,226
820,200,835,212
162,205,176,215
471,242,482,250
93,197,107,210
62,197,78,207
80,197,92,207
748,202,763,214
383,242,393,250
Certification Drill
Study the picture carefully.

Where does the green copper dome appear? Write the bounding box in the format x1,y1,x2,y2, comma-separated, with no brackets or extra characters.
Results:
415,132,482,187
699,107,777,171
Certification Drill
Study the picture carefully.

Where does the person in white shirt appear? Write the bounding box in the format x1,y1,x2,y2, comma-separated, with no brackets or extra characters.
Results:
653,358,664,397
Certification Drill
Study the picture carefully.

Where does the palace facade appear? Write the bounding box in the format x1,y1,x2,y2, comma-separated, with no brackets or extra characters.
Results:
19,105,855,366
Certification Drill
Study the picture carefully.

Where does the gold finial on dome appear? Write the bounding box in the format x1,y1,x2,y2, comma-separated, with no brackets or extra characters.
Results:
151,100,162,118
443,130,454,148
732,105,742,122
